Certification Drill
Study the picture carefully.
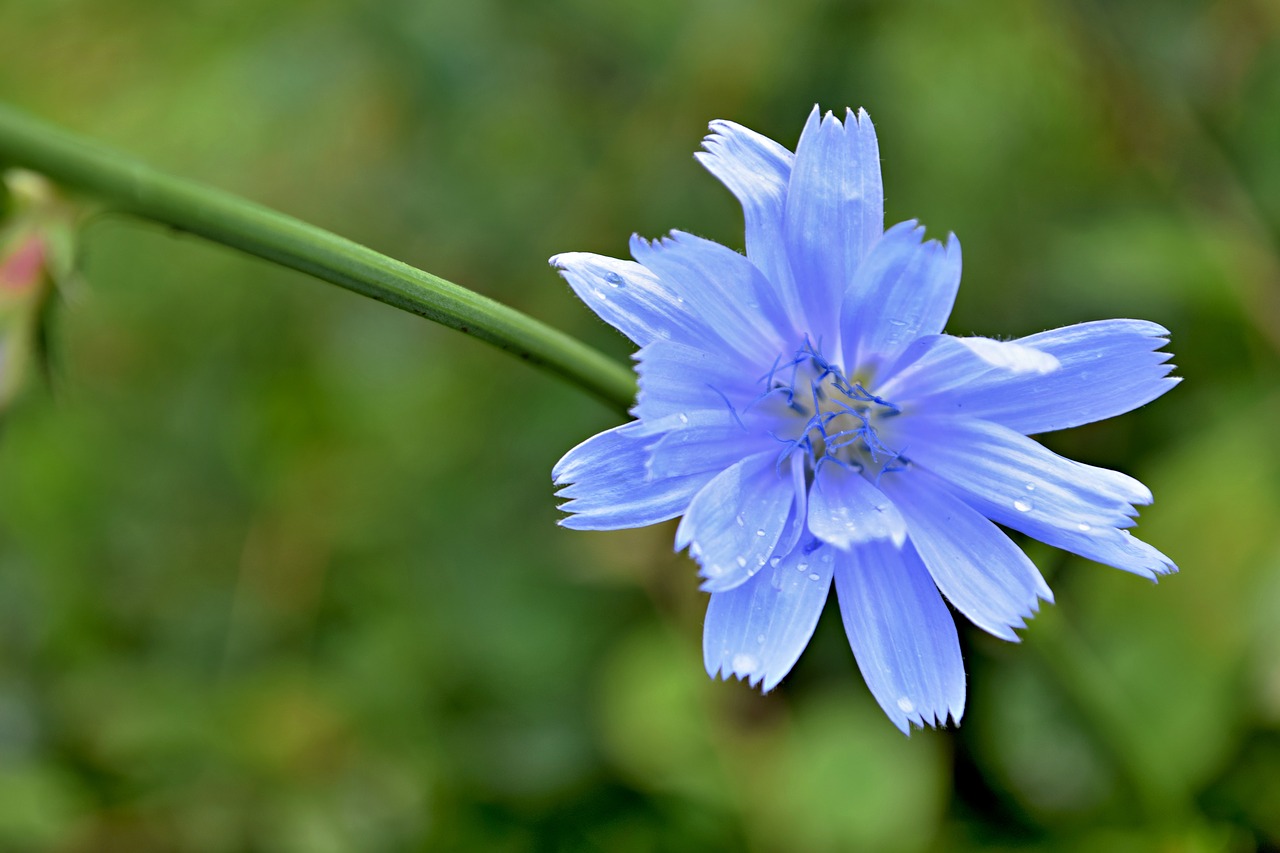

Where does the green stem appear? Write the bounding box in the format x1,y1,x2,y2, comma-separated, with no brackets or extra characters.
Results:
0,103,637,414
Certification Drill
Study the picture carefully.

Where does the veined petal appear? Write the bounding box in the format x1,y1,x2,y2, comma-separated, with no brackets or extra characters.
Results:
550,253,695,348
553,423,709,530
633,338,759,423
880,469,1053,641
645,408,765,480
695,120,803,333
875,333,1060,404
840,221,962,374
913,319,1179,434
778,455,811,557
890,416,1175,579
833,540,965,733
807,462,907,550
676,451,799,592
704,541,835,692
784,107,884,346
630,231,790,365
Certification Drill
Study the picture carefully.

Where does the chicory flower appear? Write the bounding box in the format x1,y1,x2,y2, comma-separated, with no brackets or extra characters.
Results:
551,107,1176,732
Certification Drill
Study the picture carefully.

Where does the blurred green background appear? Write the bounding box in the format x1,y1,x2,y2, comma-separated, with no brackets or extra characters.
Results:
1,0,1278,850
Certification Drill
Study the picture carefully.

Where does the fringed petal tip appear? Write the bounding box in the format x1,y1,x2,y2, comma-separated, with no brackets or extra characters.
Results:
801,104,875,129
702,545,834,696
832,542,967,735
552,424,709,531
705,653,802,695
707,660,767,691
1015,586,1058,637
891,703,965,736
1107,531,1178,582
547,250,693,348
697,119,795,171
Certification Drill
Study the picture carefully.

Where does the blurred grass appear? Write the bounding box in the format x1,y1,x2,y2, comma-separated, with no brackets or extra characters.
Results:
0,0,1279,850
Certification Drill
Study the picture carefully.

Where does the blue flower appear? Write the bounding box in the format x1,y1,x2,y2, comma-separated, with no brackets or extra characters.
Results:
550,107,1177,732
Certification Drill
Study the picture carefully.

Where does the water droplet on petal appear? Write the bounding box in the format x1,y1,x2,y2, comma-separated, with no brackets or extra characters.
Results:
1014,500,1033,513
796,561,809,573
755,528,766,537
735,514,745,527
756,633,766,644
735,555,748,568
1077,522,1092,532
769,556,782,568
1025,483,1036,492
677,412,689,425
808,573,820,581
897,696,915,713
604,272,623,286
732,653,758,674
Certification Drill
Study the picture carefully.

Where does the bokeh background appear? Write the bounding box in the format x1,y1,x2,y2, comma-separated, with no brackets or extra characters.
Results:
1,0,1278,850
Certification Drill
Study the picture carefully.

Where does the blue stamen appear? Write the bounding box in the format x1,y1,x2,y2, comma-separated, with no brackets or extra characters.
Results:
757,340,904,471
706,383,750,432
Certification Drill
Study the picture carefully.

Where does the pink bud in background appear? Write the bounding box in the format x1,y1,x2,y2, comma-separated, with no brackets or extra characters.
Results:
0,233,47,296
0,171,75,410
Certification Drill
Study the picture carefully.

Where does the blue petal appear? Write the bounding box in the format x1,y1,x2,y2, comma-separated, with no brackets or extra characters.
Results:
630,231,791,365
840,221,962,374
833,540,965,733
703,541,835,692
889,416,1175,579
676,451,800,592
807,463,907,550
550,253,697,348
911,320,1178,434
875,333,1060,403
632,338,760,423
695,120,804,333
553,423,709,530
879,469,1053,641
645,408,765,480
778,455,811,557
784,107,884,345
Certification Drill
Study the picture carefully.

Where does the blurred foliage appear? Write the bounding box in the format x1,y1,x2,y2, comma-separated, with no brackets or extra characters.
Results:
0,0,1278,850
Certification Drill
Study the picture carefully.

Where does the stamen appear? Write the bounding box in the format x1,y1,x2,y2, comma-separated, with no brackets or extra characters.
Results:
705,383,750,431
758,341,905,477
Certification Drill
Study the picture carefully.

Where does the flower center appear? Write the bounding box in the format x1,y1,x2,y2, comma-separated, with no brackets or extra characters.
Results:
759,342,901,473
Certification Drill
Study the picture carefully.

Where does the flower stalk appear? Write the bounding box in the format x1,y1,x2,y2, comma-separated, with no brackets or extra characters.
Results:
0,103,637,414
